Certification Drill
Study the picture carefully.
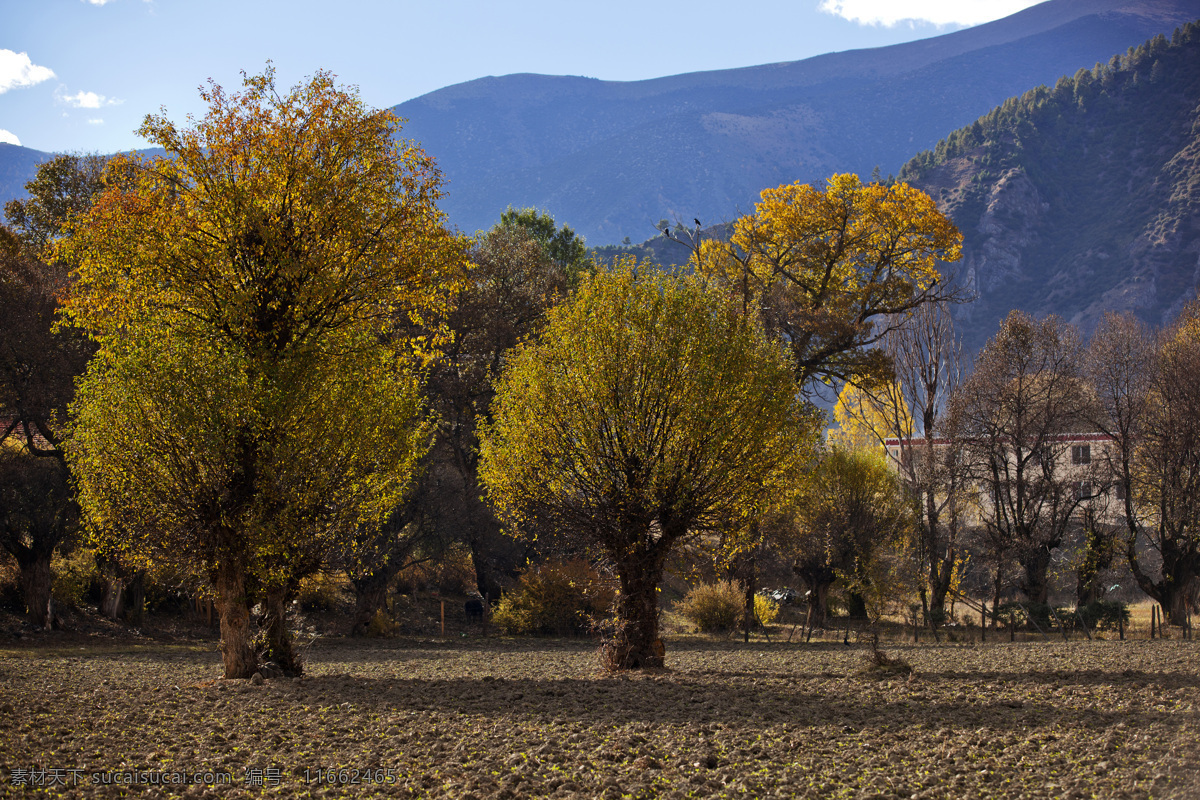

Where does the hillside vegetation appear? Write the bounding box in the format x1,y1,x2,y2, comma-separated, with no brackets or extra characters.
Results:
901,20,1200,349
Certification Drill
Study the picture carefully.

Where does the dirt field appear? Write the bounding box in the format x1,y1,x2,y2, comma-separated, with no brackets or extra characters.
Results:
1,633,1198,799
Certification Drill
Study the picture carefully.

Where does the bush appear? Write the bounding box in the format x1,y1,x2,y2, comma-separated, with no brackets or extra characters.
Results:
1076,600,1130,631
365,609,399,638
395,544,476,595
491,559,614,636
755,594,780,627
296,572,351,612
677,581,743,633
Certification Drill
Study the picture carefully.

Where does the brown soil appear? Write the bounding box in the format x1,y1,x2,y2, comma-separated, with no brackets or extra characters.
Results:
1,634,1198,798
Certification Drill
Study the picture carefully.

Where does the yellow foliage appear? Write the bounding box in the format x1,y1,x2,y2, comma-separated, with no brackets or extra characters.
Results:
61,67,464,593
692,174,961,390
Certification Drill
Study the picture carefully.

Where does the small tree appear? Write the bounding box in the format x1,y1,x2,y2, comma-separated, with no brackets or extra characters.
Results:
480,261,817,669
771,445,915,629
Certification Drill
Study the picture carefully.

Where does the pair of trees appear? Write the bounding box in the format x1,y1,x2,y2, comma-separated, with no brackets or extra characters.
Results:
1088,308,1200,625
481,175,962,668
61,68,465,678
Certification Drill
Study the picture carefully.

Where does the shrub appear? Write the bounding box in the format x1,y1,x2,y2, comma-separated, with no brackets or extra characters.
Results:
296,572,351,612
395,543,476,595
491,559,614,636
1076,600,1130,631
365,609,399,638
755,594,780,627
677,581,743,633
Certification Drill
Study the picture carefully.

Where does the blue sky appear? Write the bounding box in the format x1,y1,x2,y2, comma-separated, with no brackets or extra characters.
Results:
2,0,1042,154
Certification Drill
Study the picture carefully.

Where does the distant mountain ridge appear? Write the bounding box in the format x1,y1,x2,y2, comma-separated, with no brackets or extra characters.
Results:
1,0,1197,248
392,0,1200,242
900,20,1200,349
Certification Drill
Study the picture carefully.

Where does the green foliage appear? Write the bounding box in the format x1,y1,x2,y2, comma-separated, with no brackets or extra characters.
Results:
499,207,591,284
3,153,108,257
1076,600,1130,631
489,559,615,636
898,20,1200,334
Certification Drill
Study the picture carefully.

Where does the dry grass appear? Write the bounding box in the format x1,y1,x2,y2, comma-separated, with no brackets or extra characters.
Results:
1,631,1198,799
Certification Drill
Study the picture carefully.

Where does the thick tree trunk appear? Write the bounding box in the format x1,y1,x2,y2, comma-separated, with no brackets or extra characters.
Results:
351,571,391,636
605,558,665,670
1018,548,1053,606
846,590,869,620
17,551,54,629
468,538,505,606
794,562,835,630
804,581,833,630
215,558,257,679
125,572,145,626
260,586,303,676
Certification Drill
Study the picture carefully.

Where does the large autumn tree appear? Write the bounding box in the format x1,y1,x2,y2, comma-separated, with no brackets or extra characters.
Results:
61,68,465,678
480,261,817,669
690,173,963,394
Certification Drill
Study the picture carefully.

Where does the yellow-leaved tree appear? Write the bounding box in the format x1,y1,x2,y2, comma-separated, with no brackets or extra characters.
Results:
61,67,467,678
479,260,820,670
691,173,962,393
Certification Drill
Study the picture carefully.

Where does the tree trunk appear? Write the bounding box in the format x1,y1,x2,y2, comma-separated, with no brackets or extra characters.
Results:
351,571,391,636
215,558,257,679
1018,547,1053,606
468,538,505,606
260,586,303,676
605,557,665,670
811,582,833,630
100,577,124,620
846,589,869,620
794,563,835,630
125,571,145,626
17,551,54,629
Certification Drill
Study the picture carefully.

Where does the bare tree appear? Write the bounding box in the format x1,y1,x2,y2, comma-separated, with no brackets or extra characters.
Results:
1088,309,1200,624
951,311,1094,605
873,302,973,627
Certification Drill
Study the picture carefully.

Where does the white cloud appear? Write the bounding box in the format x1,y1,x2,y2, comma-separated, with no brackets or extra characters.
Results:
0,50,55,94
59,90,122,108
0,129,20,146
82,0,116,5
818,0,1043,27
87,118,104,125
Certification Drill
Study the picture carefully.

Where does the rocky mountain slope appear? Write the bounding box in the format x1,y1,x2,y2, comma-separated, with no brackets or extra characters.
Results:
393,0,1200,242
900,21,1200,348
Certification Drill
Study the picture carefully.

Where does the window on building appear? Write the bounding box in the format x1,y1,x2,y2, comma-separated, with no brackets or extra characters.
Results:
1072,444,1091,465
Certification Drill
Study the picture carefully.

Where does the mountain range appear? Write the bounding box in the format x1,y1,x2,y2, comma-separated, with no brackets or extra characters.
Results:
2,0,1197,248
390,0,1200,243
899,19,1200,350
